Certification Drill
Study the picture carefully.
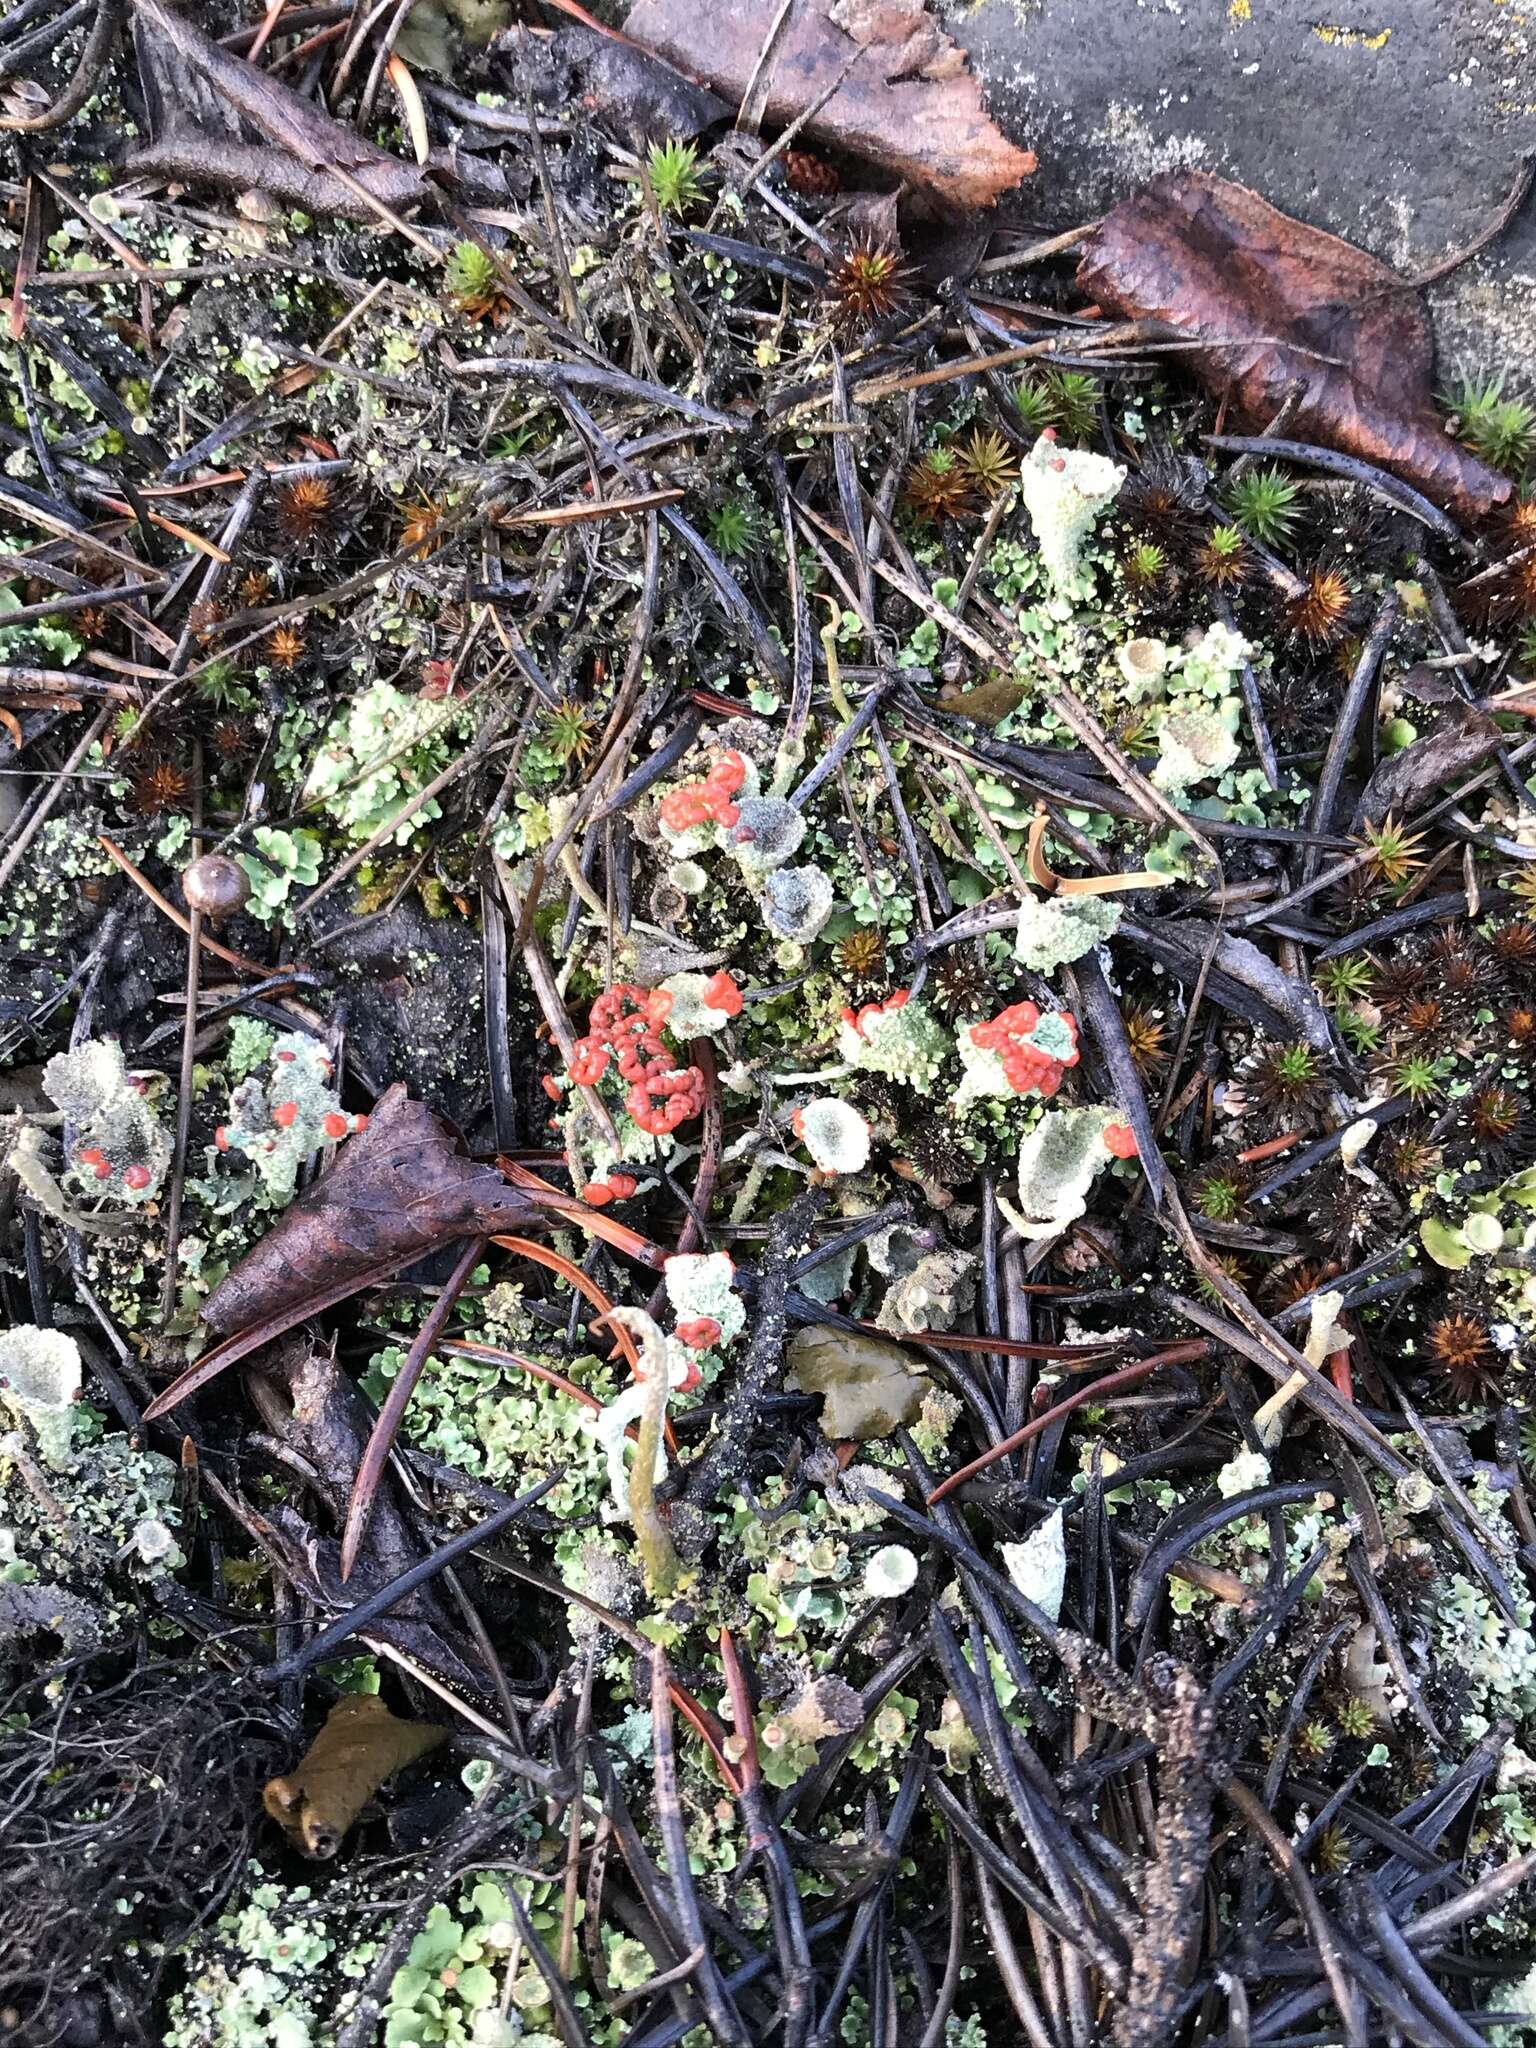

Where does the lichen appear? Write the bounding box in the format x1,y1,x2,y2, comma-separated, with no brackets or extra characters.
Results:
0,1325,81,1467
763,862,834,942
1018,432,1125,590
44,1038,171,1205
874,1248,975,1336
837,994,948,1090
1009,1105,1123,1241
215,1032,361,1203
1013,891,1123,971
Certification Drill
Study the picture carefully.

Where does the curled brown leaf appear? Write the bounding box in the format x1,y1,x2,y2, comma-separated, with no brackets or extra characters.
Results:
1078,170,1512,523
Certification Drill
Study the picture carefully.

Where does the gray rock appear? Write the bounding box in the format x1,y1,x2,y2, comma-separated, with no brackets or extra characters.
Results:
948,0,1536,376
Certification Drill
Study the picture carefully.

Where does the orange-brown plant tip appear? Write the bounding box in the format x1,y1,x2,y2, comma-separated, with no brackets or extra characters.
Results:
783,149,840,197
1470,549,1536,623
1508,1005,1536,1042
1470,1084,1522,1141
835,928,886,978
1266,1260,1328,1308
904,453,972,522
1401,997,1444,1036
1506,496,1536,545
1286,564,1353,643
1120,1002,1170,1075
824,239,910,327
267,625,305,668
1491,920,1536,962
132,760,189,815
1193,528,1250,589
1381,1131,1441,1184
276,473,334,540
210,719,246,760
399,500,443,559
1425,1312,1499,1399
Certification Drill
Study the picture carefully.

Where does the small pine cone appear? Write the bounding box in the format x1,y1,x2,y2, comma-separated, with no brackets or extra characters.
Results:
783,150,840,198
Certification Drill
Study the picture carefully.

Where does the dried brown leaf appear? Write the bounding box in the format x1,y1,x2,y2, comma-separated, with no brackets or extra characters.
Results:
785,1325,928,1439
130,0,431,219
1351,700,1504,833
777,1674,866,1744
263,1695,444,1859
1077,170,1512,522
201,1083,542,1336
623,0,1035,211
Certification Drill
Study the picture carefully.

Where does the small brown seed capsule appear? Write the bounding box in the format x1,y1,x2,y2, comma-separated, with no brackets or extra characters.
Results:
181,853,250,922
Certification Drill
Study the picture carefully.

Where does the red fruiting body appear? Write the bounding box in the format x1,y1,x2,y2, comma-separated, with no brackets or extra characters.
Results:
625,1067,706,1135
584,1181,615,1207
1104,1122,1138,1158
541,1075,563,1101
123,1164,151,1190
606,1171,638,1199
969,1002,1080,1097
575,984,708,1137
322,1112,349,1139
272,1101,298,1129
704,970,742,1017
215,1127,230,1152
677,1316,722,1349
659,750,748,833
842,988,911,1039
568,1037,610,1086
77,1146,107,1168
421,657,455,698
353,1115,368,1133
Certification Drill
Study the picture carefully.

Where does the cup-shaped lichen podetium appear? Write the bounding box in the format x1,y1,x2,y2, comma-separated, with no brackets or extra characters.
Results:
0,1325,82,1467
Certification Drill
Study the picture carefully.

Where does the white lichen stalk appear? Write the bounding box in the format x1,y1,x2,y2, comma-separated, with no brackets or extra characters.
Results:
0,1325,82,1467
1019,430,1125,590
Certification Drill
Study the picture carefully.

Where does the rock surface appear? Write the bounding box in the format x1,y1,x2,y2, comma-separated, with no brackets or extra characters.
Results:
945,0,1536,374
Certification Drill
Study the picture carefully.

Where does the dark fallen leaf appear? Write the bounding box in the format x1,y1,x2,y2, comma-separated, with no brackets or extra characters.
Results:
263,1694,444,1859
1077,170,1512,523
200,1083,542,1336
557,23,732,152
776,1674,867,1743
1395,661,1466,708
623,0,1035,212
246,1346,489,1693
129,0,431,220
937,673,1029,726
255,1496,489,1697
1350,701,1504,833
786,1325,928,1439
1121,914,1334,1049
